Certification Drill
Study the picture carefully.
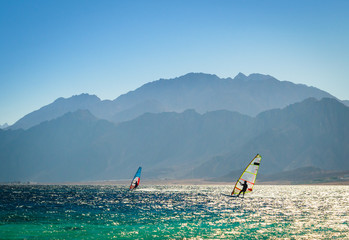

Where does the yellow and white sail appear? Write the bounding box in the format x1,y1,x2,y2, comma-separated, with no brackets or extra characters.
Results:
231,154,262,196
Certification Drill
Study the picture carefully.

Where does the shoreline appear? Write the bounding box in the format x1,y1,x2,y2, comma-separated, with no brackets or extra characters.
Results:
2,179,349,186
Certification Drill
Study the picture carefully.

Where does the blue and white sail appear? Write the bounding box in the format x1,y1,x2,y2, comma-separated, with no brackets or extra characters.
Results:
129,167,142,190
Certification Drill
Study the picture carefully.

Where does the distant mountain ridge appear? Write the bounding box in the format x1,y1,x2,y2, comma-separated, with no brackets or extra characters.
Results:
210,166,349,184
10,72,336,130
10,94,104,130
1,97,348,182
193,97,349,178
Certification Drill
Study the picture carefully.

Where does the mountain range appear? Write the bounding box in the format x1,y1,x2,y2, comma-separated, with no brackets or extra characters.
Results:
1,96,348,183
210,166,349,184
10,72,337,130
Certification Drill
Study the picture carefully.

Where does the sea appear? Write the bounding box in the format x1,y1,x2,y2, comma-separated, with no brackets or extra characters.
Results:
0,184,348,239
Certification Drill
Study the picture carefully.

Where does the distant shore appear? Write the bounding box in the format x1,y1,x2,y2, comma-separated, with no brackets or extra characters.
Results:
2,179,349,186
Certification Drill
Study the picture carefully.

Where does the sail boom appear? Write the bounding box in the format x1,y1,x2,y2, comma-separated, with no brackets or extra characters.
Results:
240,179,254,185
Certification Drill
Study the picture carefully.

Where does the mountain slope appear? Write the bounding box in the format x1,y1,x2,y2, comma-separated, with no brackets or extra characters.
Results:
342,100,349,107
10,94,105,130
193,98,349,178
1,98,348,183
0,109,254,182
0,110,117,182
110,72,334,121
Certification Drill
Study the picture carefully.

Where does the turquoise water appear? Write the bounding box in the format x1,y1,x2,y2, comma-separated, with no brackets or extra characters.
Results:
0,185,348,239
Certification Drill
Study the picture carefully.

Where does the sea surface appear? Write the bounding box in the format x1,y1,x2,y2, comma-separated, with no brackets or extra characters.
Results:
0,184,348,239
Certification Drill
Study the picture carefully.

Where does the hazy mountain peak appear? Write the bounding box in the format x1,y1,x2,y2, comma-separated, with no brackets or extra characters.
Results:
289,97,346,110
182,108,199,116
84,72,335,123
180,72,218,78
0,123,9,129
11,93,102,130
234,72,247,80
257,97,349,129
54,93,100,104
10,72,337,130
171,72,221,83
247,73,278,82
153,73,220,83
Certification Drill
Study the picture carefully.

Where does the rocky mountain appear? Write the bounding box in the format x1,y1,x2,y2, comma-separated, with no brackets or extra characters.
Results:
113,72,334,118
0,110,117,182
10,72,335,130
10,94,106,130
193,98,349,178
1,97,348,183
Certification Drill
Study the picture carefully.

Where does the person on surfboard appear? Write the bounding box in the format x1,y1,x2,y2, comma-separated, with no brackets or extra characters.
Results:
237,180,248,197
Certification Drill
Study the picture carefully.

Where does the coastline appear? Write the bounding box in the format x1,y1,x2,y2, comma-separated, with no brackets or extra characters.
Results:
3,179,349,186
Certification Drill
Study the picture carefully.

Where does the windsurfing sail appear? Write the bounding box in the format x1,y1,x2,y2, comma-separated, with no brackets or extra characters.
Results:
231,154,261,196
129,167,142,190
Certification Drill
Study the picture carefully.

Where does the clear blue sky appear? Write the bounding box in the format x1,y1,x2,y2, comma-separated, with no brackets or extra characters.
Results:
1,0,349,125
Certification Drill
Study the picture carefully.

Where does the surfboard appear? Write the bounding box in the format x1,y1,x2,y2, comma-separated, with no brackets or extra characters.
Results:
221,193,239,198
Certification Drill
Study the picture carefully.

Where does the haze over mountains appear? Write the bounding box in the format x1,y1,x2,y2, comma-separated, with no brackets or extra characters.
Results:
10,73,336,130
1,73,349,183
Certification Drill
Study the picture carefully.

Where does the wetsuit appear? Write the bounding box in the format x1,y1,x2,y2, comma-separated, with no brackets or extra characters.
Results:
237,181,248,197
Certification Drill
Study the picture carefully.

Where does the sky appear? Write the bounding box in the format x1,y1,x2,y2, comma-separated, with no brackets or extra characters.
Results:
1,0,349,125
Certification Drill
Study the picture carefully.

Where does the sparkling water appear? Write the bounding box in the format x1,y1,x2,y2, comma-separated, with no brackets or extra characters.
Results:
0,185,348,239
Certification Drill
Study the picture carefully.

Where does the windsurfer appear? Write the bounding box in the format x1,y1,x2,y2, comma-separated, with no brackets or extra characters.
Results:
129,167,142,190
237,180,248,197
